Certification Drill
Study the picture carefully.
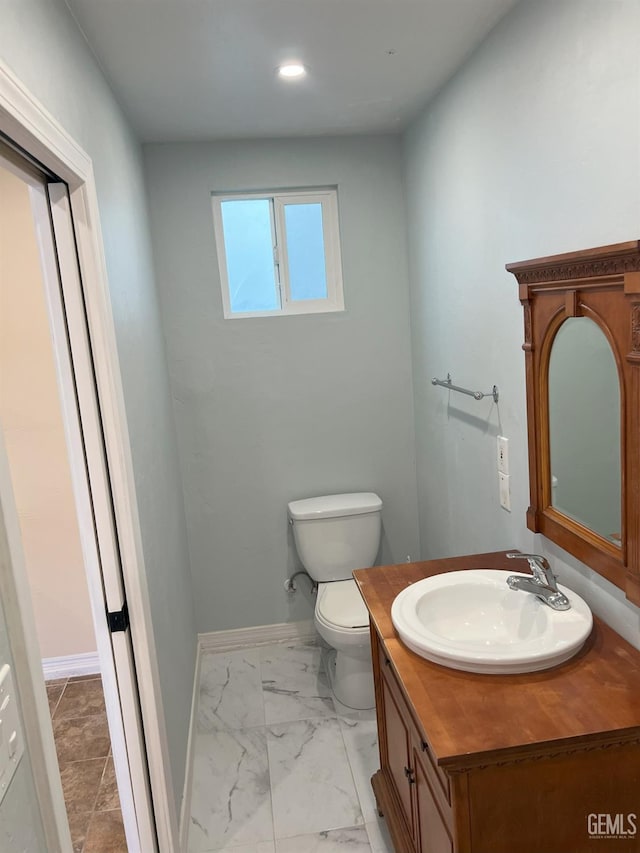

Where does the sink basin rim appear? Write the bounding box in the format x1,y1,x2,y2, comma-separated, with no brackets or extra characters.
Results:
391,568,593,674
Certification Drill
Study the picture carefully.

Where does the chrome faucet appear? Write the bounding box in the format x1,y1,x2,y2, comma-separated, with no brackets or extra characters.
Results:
505,553,571,611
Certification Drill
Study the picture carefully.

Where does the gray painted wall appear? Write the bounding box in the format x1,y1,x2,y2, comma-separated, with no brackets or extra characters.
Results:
0,0,197,809
144,137,420,632
403,0,640,645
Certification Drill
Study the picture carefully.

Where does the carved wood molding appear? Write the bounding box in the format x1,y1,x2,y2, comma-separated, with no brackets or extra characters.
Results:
632,304,640,353
507,241,640,285
512,256,640,284
447,735,640,775
522,301,532,351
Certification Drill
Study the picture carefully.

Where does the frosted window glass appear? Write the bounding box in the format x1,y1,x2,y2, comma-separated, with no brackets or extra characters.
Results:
221,199,279,312
284,203,327,301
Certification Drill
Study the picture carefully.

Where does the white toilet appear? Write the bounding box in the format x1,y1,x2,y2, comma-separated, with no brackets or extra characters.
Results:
287,492,383,710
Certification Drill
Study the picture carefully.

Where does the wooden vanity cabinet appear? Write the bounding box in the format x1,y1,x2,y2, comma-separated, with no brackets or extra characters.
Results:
373,637,453,853
380,670,413,828
355,552,640,853
412,742,452,853
374,633,454,853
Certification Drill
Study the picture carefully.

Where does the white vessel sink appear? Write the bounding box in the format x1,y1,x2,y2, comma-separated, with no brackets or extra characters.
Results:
391,569,592,674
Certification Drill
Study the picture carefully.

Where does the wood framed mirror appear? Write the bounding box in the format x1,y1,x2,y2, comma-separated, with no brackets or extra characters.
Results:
507,241,640,604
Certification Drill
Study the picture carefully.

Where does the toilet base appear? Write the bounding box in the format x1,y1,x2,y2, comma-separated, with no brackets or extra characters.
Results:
326,648,375,711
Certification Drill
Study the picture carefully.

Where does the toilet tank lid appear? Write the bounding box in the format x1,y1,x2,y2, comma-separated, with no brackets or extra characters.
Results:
288,492,382,520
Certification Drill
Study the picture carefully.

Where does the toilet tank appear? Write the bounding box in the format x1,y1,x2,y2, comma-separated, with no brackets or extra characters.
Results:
288,493,383,583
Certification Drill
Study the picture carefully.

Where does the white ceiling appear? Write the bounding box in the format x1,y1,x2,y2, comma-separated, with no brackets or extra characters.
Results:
65,0,519,142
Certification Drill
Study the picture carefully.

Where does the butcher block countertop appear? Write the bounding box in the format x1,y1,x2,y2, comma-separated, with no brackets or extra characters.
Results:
353,550,640,771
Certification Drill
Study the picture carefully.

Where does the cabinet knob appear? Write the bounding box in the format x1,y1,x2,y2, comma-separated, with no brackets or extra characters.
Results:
404,766,415,784
384,657,391,666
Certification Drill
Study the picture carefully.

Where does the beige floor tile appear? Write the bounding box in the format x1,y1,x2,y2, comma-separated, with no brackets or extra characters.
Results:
60,757,107,814
67,810,92,853
50,676,125,850
54,713,111,763
94,757,121,812
47,683,65,716
54,679,107,720
84,809,127,853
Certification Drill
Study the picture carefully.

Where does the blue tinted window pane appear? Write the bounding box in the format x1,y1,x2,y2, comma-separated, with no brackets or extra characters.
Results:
220,199,279,313
284,203,327,301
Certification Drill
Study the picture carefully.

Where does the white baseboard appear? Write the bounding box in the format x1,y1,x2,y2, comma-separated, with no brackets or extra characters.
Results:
42,651,100,680
198,619,317,653
179,641,201,853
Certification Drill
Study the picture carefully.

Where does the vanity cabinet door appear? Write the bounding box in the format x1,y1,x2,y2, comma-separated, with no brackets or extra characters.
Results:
373,630,456,853
381,676,414,831
413,744,453,853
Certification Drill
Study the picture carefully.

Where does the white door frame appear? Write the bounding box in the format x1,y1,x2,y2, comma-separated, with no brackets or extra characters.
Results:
0,61,179,851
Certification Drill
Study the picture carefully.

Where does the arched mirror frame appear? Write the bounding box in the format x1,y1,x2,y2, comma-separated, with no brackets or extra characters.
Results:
507,241,640,605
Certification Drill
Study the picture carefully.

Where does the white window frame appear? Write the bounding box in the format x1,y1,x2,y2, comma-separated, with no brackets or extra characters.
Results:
212,188,344,319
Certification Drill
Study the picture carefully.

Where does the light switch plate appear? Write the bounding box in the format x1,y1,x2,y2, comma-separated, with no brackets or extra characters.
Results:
499,472,511,512
497,436,509,475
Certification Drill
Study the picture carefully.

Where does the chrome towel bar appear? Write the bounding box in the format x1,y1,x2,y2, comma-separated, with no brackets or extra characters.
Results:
432,373,499,404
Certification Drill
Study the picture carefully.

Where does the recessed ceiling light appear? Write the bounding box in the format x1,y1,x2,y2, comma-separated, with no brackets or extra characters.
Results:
278,63,307,80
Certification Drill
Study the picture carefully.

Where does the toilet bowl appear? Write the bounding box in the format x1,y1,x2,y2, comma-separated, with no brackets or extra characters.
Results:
287,492,382,710
315,579,374,709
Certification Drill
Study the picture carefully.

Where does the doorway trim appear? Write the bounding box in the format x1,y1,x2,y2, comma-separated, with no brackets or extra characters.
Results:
0,60,179,851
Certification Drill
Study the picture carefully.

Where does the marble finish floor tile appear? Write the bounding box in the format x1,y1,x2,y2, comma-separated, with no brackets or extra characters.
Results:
331,693,377,723
189,727,273,852
267,716,363,838
199,648,264,732
261,643,335,724
276,826,371,851
53,713,111,763
365,818,394,853
337,715,380,822
190,643,393,852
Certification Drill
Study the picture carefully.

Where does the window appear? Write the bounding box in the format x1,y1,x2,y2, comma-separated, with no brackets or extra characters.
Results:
212,188,344,318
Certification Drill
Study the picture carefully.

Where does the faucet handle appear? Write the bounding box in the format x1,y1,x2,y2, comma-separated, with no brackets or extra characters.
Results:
506,553,555,588
506,552,551,569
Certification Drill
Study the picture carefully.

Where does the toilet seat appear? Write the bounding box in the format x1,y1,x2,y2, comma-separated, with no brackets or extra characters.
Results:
316,579,369,629
314,579,374,709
